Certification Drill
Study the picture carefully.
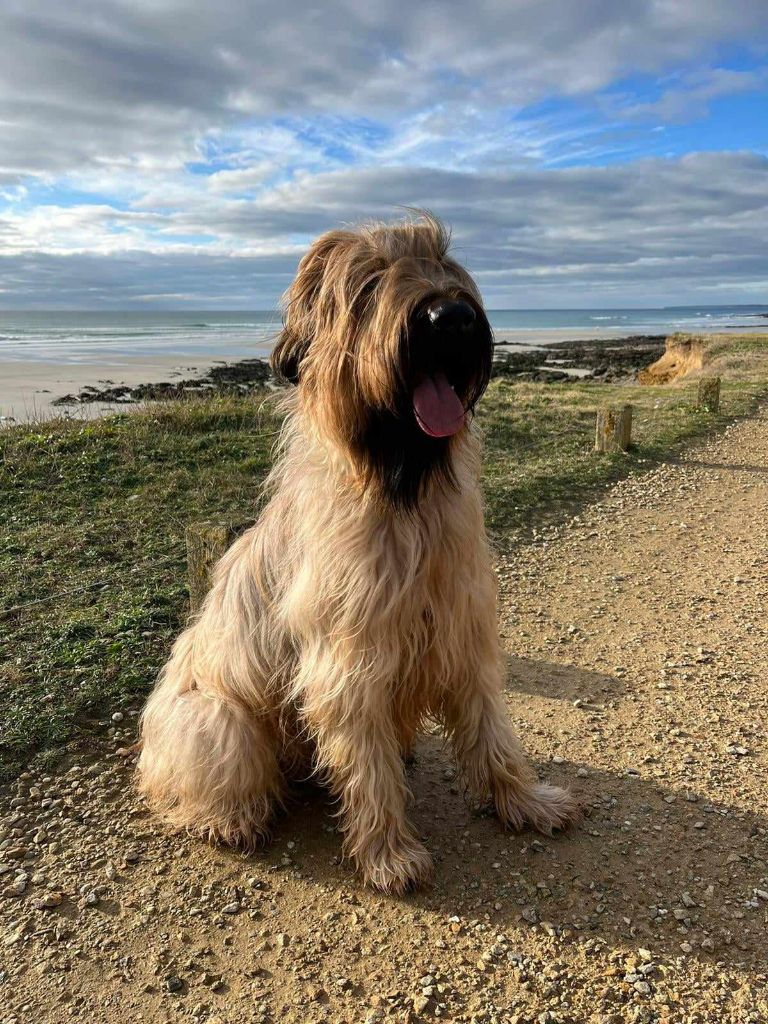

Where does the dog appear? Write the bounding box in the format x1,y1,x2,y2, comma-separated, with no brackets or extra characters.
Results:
138,214,578,892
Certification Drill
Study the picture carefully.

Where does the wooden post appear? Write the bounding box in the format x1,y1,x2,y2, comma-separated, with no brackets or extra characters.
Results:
697,376,721,413
595,405,632,453
185,520,253,613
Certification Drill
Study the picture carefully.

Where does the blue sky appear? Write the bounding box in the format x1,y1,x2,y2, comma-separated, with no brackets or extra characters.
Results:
0,1,766,308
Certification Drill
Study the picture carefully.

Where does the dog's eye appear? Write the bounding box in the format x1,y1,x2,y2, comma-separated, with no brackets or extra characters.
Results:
356,277,378,307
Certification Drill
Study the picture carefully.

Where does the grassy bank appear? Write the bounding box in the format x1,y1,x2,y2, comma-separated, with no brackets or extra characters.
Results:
1,368,767,781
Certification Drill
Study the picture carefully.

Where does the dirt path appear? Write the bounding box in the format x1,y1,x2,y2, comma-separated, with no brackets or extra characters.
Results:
2,407,767,1024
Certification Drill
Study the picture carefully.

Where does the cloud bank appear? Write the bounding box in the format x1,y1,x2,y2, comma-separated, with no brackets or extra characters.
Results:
1,0,766,307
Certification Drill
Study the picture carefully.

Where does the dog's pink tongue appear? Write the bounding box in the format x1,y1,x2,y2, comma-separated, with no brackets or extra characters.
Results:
412,372,465,438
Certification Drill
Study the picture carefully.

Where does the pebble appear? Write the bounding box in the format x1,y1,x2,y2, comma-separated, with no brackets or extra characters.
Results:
34,892,63,910
7,875,28,896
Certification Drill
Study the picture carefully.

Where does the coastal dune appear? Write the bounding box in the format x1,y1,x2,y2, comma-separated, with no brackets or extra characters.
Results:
639,332,768,385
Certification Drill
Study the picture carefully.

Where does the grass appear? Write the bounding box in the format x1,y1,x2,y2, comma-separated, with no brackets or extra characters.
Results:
701,333,768,380
1,360,767,781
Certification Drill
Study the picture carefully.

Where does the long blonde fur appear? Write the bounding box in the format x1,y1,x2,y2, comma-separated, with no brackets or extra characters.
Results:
138,214,577,892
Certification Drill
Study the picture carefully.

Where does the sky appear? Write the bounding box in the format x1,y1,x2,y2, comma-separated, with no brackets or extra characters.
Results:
0,0,767,310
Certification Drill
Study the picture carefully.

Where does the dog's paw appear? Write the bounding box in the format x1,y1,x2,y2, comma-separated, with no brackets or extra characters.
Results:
495,781,581,835
358,833,433,895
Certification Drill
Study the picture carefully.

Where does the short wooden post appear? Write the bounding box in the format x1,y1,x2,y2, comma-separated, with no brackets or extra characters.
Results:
697,376,721,413
185,520,253,613
595,405,632,453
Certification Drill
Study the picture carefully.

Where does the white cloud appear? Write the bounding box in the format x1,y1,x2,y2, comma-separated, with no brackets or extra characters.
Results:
1,0,766,182
616,66,768,123
1,152,766,306
0,1,767,306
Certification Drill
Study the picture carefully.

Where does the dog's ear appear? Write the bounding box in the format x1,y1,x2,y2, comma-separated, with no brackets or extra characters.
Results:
274,229,357,385
270,328,310,385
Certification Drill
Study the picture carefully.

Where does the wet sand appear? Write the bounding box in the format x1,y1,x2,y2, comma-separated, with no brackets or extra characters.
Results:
0,356,208,423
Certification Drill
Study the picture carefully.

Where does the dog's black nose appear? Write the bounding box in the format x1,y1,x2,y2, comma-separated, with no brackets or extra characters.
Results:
426,299,476,333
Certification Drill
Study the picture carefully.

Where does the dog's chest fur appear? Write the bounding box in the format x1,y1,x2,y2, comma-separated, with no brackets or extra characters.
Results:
255,421,496,720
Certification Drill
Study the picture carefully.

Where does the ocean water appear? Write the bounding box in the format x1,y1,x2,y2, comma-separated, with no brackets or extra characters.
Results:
0,306,766,364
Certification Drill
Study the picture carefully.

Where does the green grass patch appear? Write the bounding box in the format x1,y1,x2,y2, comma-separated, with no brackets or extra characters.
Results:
1,376,766,780
478,376,763,536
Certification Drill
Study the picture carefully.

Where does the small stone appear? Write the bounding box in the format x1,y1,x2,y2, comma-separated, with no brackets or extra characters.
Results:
221,902,240,915
5,920,32,946
7,875,28,896
111,712,125,723
35,892,64,910
165,975,184,993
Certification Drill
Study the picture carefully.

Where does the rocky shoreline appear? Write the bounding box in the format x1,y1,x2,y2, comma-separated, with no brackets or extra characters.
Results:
493,333,666,383
52,334,667,406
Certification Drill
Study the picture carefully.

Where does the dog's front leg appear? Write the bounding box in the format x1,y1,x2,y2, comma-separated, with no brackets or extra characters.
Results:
305,684,432,893
443,665,579,834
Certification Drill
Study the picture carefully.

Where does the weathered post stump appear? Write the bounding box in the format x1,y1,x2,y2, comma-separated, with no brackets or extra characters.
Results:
697,376,721,413
185,520,253,613
595,405,632,453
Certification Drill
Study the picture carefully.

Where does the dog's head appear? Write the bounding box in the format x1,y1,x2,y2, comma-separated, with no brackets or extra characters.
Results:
272,213,493,506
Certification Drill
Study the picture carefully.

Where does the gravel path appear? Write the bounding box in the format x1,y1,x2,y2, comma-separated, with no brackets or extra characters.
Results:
2,408,767,1024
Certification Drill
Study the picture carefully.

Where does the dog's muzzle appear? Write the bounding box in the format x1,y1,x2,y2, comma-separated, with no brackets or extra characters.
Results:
426,299,476,334
411,299,485,439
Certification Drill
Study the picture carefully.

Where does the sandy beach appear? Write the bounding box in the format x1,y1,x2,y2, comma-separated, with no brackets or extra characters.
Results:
0,323,758,424
0,356,212,423
0,327,646,424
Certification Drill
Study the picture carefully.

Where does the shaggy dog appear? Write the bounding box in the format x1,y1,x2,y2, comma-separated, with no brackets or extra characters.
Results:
138,215,577,892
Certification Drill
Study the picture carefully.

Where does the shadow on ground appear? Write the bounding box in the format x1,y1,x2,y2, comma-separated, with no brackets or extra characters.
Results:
214,657,764,975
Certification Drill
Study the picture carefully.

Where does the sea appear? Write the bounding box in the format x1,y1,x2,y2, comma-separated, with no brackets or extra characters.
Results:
0,306,766,364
